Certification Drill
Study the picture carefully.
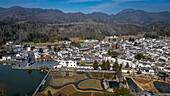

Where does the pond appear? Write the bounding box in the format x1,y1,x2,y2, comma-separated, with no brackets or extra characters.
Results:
0,63,46,96
126,78,141,91
153,81,170,93
108,81,119,88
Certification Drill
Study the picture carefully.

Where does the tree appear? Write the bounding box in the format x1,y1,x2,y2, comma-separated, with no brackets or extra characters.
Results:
47,45,51,50
101,60,107,70
125,62,130,68
93,60,99,70
122,80,127,84
112,38,116,41
107,49,111,55
57,47,61,52
119,64,122,70
135,53,145,60
116,69,122,78
129,37,135,42
115,43,118,49
46,90,52,96
108,38,110,42
0,83,8,96
111,51,119,58
53,46,57,52
112,59,119,70
113,87,131,96
134,42,138,46
71,40,80,47
31,46,35,51
79,61,85,66
137,70,142,74
39,48,43,53
106,60,111,70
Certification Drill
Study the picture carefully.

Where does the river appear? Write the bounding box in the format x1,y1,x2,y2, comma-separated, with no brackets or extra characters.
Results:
0,63,46,96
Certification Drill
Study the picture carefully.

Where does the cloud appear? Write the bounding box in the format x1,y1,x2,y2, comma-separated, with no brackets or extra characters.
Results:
88,2,118,9
87,0,143,12
20,3,37,7
67,0,101,3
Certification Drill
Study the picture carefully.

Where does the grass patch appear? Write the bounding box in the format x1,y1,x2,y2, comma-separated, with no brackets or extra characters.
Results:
92,92,112,96
134,77,150,83
70,92,92,96
53,91,67,96
62,79,75,85
36,92,44,96
133,77,159,93
78,79,103,90
89,72,103,79
43,86,58,95
75,74,87,81
104,73,113,79
53,74,63,78
60,84,77,95
51,78,62,86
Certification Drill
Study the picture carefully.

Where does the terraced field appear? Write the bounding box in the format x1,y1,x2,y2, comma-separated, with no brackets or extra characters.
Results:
37,71,108,96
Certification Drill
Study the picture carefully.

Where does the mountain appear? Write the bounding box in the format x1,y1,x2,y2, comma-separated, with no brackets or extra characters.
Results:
0,6,170,24
0,6,169,45
112,9,170,23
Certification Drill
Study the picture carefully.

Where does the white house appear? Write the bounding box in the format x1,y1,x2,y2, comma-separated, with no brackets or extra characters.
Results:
108,58,136,68
54,60,77,68
16,54,21,57
2,56,11,61
27,47,31,51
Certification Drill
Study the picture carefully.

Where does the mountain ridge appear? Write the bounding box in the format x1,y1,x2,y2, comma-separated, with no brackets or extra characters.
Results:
0,6,170,24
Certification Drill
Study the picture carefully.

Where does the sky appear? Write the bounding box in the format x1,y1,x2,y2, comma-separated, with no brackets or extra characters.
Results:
0,0,170,14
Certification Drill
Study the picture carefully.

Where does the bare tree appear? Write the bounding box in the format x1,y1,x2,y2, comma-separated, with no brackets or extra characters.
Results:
0,83,8,96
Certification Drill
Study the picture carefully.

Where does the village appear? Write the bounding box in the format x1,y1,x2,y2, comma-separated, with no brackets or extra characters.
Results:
0,36,170,96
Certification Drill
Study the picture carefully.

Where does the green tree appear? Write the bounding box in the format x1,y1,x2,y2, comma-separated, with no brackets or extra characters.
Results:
137,70,142,74
47,45,51,50
122,80,127,84
129,37,135,42
111,51,119,58
108,38,111,42
79,61,85,66
101,60,107,70
31,46,35,51
106,60,111,70
115,43,118,49
93,60,99,70
119,64,122,70
112,38,116,41
39,48,43,53
46,90,52,96
57,47,61,52
113,87,131,96
134,42,138,46
112,59,119,70
135,53,145,60
107,49,111,55
53,46,57,52
125,62,130,68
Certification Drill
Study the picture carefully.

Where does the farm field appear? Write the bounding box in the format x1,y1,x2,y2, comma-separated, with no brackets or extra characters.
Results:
37,71,109,96
78,79,103,90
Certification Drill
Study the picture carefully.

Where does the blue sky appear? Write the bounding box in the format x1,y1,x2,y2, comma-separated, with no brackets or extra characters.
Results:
0,0,170,14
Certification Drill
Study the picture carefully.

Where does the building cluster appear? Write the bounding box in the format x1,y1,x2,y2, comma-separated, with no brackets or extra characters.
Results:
0,38,170,77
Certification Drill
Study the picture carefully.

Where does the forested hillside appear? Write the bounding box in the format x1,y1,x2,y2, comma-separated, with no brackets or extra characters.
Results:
0,6,170,45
